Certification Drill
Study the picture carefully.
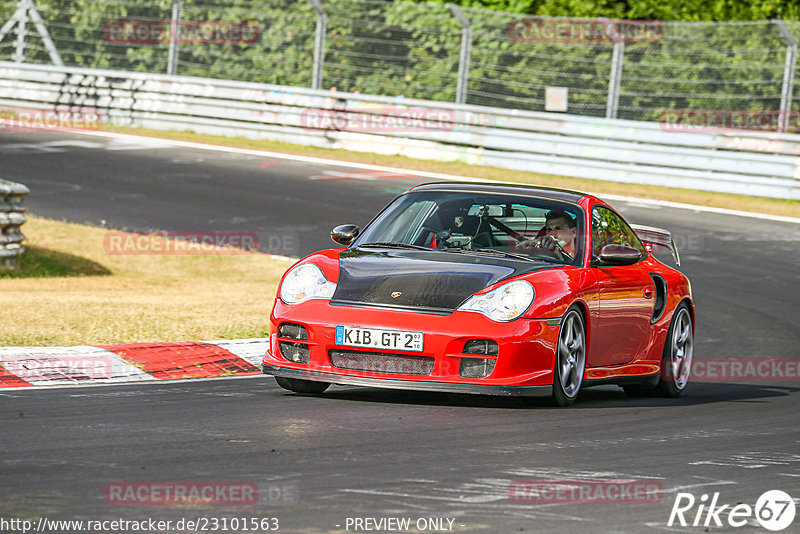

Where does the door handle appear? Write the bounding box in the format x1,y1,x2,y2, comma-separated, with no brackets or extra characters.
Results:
644,287,653,299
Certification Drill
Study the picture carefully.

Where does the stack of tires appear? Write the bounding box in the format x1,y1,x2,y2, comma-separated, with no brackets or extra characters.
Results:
0,178,29,270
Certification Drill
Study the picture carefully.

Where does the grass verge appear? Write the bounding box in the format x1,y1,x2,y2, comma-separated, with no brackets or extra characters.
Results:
0,216,294,346
105,125,800,219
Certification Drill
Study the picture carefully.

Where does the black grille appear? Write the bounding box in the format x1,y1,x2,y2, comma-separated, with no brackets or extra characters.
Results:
463,339,499,356
278,322,307,340
329,349,434,375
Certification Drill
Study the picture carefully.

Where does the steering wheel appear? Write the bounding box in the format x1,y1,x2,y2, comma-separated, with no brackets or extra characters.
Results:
522,235,571,261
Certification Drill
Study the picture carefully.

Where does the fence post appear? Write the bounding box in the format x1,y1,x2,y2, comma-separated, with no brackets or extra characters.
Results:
13,0,28,63
606,40,624,119
26,0,63,65
0,0,62,65
167,0,182,75
308,0,326,90
773,20,797,134
447,4,472,105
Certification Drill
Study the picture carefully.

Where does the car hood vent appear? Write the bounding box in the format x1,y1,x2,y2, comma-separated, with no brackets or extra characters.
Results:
331,248,547,313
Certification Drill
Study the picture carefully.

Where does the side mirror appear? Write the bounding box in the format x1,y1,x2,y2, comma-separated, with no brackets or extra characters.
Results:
331,224,359,246
598,244,642,265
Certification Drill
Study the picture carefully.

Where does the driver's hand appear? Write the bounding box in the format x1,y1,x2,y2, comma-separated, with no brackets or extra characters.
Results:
520,235,559,251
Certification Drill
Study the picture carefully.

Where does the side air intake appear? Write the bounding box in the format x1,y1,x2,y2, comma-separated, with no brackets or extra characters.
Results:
650,274,667,324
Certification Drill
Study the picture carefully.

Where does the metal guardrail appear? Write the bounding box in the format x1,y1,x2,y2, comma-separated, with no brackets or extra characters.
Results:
0,61,798,200
0,177,28,270
1,0,798,127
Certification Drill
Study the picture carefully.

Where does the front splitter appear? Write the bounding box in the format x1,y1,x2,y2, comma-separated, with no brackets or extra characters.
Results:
262,364,553,397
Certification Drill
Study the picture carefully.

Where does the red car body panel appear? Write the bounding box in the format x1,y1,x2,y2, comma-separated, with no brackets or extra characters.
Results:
262,185,694,397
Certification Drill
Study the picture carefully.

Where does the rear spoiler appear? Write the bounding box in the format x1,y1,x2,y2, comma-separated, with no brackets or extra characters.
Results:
630,224,681,266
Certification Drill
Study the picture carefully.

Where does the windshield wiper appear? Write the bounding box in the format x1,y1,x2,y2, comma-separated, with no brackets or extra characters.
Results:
359,242,433,251
443,247,545,263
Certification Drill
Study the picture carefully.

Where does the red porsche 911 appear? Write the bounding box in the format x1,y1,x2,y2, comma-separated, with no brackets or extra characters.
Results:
261,182,694,406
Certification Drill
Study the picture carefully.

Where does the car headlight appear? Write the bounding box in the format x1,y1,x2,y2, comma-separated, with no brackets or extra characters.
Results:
280,263,336,304
457,280,534,322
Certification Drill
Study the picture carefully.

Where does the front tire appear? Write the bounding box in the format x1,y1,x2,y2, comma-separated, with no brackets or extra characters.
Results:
275,376,330,394
551,307,586,407
655,303,693,397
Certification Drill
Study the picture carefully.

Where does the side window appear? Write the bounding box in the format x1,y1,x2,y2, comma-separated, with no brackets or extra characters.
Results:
591,206,646,258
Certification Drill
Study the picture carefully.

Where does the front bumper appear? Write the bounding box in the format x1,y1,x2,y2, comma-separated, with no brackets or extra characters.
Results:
262,365,553,397
262,299,561,396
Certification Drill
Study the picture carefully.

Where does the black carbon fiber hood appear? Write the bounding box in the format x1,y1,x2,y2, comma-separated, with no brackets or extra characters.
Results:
331,248,544,313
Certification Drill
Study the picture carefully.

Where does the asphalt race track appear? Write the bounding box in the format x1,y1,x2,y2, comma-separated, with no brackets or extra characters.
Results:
2,130,799,533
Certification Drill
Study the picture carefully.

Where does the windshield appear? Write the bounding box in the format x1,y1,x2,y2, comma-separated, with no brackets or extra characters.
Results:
354,191,585,266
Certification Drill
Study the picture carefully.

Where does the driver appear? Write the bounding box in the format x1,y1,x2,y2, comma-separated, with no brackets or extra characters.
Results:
520,210,577,257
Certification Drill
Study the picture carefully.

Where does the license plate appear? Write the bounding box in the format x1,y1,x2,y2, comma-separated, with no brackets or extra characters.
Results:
335,326,424,352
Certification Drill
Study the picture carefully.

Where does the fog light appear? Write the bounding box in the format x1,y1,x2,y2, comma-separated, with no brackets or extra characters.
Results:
459,358,496,378
463,339,498,356
279,341,309,364
279,322,307,340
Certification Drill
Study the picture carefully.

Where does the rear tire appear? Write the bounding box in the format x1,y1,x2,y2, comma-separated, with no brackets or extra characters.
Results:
655,303,693,397
275,376,330,394
550,307,586,407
